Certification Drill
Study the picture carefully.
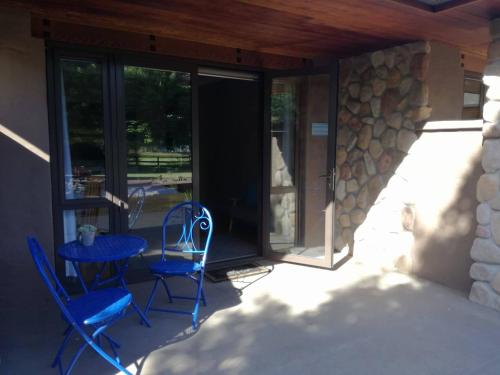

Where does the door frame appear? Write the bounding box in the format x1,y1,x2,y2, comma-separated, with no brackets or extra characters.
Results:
47,42,269,280
47,46,121,279
196,66,265,264
262,63,339,268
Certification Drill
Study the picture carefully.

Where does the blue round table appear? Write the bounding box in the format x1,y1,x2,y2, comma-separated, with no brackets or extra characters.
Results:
58,234,151,327
58,235,147,263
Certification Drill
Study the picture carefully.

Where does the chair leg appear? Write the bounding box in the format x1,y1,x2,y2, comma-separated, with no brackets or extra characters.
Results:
192,273,205,330
103,334,120,363
88,326,131,375
201,286,207,307
62,324,72,336
101,333,121,349
160,277,173,303
144,278,160,316
52,326,74,368
63,342,88,375
192,304,199,330
199,271,207,307
87,342,132,375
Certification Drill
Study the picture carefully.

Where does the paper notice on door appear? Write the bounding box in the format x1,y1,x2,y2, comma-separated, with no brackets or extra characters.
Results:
312,122,328,136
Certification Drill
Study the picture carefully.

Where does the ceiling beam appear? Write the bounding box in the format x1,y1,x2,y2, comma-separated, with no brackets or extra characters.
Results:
389,0,481,13
31,16,313,70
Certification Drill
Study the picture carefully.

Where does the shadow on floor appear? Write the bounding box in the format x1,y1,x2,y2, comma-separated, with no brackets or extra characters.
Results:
4,262,500,375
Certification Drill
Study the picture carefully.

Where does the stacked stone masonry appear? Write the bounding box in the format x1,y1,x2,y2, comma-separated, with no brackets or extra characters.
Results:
469,18,500,310
335,42,431,253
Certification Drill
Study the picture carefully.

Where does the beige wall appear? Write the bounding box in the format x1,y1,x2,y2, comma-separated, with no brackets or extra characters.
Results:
410,124,481,292
427,41,465,121
410,42,480,292
0,9,54,335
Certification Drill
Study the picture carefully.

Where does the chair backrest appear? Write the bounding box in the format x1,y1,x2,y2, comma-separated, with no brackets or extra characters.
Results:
26,236,71,309
161,201,213,266
128,186,146,229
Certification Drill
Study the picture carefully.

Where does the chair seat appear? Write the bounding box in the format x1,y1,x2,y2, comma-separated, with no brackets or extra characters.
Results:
67,288,132,326
149,259,202,275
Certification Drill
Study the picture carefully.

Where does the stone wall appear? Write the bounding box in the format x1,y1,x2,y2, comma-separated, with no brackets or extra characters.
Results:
469,18,500,310
335,42,432,261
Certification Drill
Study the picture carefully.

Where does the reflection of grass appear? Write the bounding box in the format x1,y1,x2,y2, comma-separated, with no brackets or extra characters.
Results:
127,152,191,175
127,172,192,179
131,151,189,158
142,193,186,212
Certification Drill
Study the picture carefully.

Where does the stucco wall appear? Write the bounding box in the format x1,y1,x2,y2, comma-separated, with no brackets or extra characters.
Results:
411,42,481,292
0,8,54,340
427,41,465,121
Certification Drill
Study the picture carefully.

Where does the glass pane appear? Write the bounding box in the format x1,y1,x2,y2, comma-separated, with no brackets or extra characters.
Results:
464,92,480,107
271,79,296,188
463,78,481,93
63,207,109,243
270,77,298,249
124,66,192,258
269,75,331,260
60,59,106,200
270,192,296,248
62,207,109,279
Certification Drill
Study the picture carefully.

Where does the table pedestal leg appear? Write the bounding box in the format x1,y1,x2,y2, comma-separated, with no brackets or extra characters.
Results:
73,261,89,293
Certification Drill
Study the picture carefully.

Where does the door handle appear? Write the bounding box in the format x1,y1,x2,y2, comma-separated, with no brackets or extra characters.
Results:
319,169,335,191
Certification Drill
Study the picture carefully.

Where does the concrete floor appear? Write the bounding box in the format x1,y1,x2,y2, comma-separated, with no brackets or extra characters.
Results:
3,260,500,375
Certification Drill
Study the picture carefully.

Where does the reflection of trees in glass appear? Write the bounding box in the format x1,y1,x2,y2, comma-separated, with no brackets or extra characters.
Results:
62,60,105,173
125,67,192,175
271,90,296,131
125,67,191,152
271,81,297,187
127,120,153,160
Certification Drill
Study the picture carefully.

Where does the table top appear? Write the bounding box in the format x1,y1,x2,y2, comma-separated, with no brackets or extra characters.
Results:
58,234,148,262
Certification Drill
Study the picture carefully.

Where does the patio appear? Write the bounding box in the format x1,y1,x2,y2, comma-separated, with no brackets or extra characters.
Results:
4,260,500,375
4,2,500,374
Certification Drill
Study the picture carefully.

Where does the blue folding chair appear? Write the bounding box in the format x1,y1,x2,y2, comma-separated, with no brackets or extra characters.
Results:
144,201,213,329
27,236,133,375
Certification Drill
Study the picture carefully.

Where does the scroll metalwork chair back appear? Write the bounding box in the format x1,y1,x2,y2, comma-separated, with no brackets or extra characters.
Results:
26,236,133,375
144,201,213,329
128,186,146,230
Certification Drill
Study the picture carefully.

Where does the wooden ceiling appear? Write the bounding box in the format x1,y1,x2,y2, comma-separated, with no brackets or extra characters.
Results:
3,0,500,61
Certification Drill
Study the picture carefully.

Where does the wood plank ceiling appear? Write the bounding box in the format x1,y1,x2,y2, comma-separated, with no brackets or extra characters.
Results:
2,0,500,61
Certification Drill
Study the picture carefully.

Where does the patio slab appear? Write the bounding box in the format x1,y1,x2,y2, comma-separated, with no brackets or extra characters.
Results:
3,260,500,375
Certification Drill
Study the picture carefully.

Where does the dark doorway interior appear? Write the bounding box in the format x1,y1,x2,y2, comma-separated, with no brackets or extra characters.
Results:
199,74,260,263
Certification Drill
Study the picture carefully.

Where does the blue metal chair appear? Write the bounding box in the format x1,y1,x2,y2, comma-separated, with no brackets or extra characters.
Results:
26,236,133,375
128,186,146,229
144,201,213,329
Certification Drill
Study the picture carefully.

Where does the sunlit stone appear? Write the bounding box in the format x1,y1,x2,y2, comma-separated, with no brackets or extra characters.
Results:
470,263,500,282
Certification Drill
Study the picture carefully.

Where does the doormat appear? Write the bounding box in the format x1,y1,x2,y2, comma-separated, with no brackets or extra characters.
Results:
205,263,271,283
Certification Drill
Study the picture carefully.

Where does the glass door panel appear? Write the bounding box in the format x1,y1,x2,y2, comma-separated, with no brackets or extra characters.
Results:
56,56,113,280
60,59,107,200
268,74,334,267
123,66,192,261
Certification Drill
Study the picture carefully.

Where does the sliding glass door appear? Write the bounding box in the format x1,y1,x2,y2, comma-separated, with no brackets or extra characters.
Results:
49,49,195,281
121,65,193,274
